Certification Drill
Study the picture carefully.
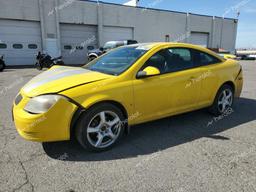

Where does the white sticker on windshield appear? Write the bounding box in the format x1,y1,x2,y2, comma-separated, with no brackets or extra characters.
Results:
135,46,150,51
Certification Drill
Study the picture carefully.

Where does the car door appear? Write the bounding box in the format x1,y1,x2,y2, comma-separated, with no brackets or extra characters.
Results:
132,48,202,124
132,50,171,123
192,49,223,106
164,48,202,113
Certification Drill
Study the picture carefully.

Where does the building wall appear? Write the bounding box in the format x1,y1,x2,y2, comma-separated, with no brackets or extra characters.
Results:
0,0,40,21
0,0,238,65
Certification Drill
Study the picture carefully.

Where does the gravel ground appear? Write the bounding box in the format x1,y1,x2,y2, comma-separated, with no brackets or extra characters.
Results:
0,61,256,192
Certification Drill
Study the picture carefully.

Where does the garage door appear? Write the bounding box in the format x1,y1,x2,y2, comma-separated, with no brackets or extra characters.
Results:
103,26,134,44
190,32,209,47
0,20,42,66
60,24,97,65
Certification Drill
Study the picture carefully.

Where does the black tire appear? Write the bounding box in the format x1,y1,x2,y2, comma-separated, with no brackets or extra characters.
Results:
89,56,97,61
75,103,125,152
35,62,43,70
209,84,234,116
0,61,5,72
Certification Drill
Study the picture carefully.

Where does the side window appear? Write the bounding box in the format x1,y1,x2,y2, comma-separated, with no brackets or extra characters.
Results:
166,48,194,72
142,50,168,74
193,50,221,66
127,40,138,45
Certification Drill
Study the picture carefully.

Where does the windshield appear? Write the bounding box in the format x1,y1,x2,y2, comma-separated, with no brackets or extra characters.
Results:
84,46,149,75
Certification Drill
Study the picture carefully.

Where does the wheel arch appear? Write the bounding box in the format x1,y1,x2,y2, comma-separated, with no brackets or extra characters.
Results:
88,53,98,58
70,100,129,139
221,81,235,92
210,81,236,107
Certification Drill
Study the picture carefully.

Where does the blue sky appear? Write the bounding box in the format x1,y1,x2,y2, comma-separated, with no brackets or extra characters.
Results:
92,0,256,48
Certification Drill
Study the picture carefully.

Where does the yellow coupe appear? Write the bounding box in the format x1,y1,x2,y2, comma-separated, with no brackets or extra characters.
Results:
13,43,243,151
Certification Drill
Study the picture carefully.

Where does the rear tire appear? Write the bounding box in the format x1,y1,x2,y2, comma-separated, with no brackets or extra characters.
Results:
209,84,234,116
75,103,125,152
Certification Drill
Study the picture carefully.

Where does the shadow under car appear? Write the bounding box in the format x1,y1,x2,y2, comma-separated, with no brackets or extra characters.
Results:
43,97,256,162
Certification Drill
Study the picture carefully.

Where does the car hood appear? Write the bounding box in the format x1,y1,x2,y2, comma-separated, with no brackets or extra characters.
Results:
21,66,113,97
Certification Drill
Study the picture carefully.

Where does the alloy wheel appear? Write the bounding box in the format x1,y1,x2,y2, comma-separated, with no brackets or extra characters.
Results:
86,111,122,149
217,89,233,113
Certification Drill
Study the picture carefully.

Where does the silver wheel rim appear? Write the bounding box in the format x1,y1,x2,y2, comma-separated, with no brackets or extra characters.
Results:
218,89,233,113
86,111,122,149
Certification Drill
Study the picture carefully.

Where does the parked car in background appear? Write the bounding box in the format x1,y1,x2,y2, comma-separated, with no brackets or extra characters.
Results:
87,40,138,61
0,55,6,72
248,54,256,60
242,54,256,60
13,42,243,152
237,54,256,60
236,49,256,60
209,48,237,60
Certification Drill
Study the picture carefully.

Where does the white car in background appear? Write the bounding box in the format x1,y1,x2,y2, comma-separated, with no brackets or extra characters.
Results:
248,54,256,60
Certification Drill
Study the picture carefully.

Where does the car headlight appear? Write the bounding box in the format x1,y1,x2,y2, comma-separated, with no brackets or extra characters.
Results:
24,95,66,114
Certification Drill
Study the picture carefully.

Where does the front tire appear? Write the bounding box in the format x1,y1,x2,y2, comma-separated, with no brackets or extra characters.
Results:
88,56,97,61
35,62,42,70
75,103,125,152
209,84,234,116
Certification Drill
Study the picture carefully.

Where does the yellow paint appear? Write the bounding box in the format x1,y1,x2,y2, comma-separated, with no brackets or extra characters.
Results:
143,66,160,76
13,42,243,142
222,54,237,60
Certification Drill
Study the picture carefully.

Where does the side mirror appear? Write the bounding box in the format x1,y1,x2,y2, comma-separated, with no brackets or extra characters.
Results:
99,47,104,51
137,66,160,79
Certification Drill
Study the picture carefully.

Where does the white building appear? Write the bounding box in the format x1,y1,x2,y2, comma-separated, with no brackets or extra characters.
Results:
0,0,238,66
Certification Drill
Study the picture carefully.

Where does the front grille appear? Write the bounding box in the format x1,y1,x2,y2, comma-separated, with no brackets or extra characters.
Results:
15,94,23,105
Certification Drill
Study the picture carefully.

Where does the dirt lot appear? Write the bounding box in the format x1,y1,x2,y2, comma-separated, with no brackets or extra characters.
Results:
0,61,256,192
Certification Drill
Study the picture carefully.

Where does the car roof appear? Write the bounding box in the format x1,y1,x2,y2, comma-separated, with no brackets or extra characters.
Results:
128,42,207,49
126,42,225,61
